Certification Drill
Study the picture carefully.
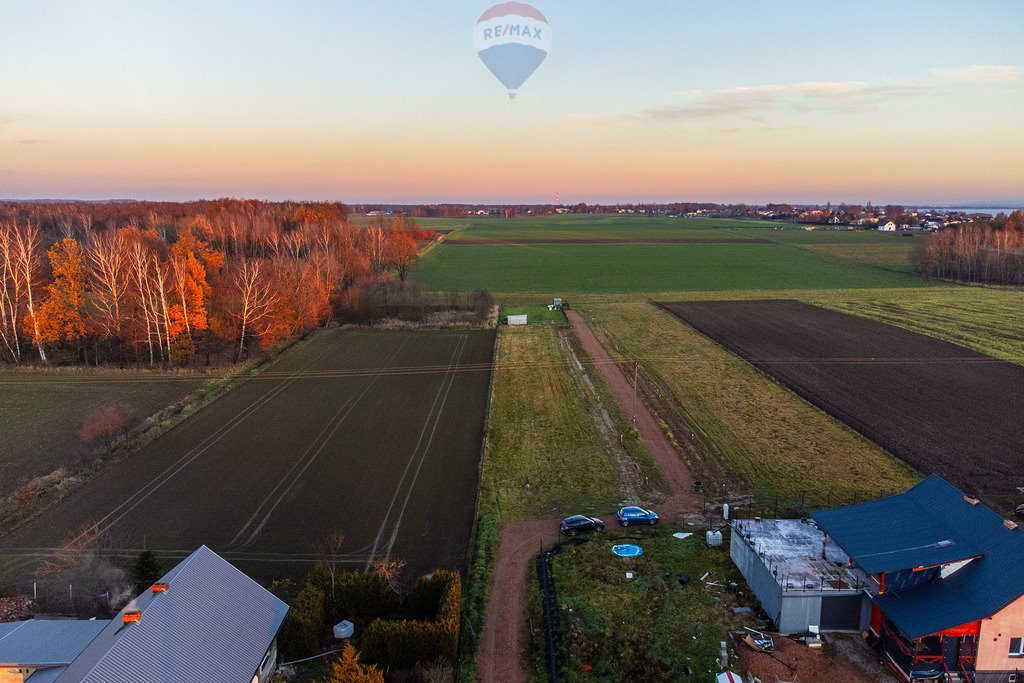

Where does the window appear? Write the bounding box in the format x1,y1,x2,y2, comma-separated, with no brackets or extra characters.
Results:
1009,637,1024,657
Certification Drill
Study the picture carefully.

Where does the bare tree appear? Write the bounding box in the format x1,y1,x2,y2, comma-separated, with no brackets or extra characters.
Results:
84,227,129,341
0,222,25,362
10,223,47,363
230,259,277,360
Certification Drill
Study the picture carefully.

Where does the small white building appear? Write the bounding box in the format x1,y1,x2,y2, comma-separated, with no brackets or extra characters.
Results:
878,220,897,231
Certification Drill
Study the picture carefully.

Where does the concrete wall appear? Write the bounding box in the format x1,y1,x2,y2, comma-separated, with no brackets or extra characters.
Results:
978,594,1024,676
731,527,783,627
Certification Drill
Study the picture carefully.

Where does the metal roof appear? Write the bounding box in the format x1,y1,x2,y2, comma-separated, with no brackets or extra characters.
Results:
0,619,109,667
811,477,983,574
812,475,1024,639
53,546,289,683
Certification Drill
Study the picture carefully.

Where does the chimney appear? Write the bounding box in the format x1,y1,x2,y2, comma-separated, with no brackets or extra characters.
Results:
963,495,980,506
151,583,169,595
1004,519,1019,531
123,611,142,624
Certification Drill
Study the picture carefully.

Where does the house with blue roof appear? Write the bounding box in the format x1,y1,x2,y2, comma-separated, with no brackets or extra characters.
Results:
0,546,288,683
811,475,1024,683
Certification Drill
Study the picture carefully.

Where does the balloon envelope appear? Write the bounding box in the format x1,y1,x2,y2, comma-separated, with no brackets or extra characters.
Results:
474,2,551,97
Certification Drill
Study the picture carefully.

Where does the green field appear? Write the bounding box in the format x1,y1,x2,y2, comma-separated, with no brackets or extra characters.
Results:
415,242,924,293
479,325,627,522
0,369,206,496
422,214,769,242
479,321,664,524
530,526,754,682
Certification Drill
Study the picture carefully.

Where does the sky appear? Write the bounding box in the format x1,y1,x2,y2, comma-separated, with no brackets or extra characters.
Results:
0,1,1022,205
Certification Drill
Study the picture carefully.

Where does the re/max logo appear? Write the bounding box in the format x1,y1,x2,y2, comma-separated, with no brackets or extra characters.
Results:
482,23,543,41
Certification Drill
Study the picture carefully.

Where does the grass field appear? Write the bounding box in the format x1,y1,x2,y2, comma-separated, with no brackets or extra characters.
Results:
0,328,495,585
531,526,755,682
500,303,567,324
479,325,624,522
572,297,920,510
809,287,1024,364
415,242,924,293
423,214,770,242
0,369,206,496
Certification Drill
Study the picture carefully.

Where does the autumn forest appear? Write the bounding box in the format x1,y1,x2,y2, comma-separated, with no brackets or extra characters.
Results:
0,200,432,366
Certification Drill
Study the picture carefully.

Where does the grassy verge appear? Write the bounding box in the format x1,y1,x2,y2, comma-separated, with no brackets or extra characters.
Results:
478,324,623,522
573,299,919,511
459,513,500,681
530,525,756,682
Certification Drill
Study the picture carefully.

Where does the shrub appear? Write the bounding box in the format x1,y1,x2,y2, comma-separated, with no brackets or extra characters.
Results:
323,642,383,683
79,403,136,445
278,582,326,660
130,550,164,593
361,571,461,670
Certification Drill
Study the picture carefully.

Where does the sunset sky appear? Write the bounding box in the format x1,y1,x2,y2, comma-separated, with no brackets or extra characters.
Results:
1,1,1022,205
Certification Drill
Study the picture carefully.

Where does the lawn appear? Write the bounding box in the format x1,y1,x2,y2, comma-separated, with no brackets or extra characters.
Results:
500,303,567,324
0,369,206,496
531,525,755,682
479,325,624,522
571,297,920,511
414,242,924,293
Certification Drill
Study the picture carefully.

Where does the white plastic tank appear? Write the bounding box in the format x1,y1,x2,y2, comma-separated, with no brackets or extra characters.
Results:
706,529,723,547
723,503,730,520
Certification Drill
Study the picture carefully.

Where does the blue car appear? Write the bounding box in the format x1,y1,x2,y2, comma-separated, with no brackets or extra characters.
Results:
617,506,659,526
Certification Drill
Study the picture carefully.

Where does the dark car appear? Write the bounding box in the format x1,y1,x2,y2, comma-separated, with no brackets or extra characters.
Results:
559,515,605,536
617,506,659,526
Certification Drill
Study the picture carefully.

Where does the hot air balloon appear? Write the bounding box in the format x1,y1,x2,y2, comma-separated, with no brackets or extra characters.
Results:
474,2,551,99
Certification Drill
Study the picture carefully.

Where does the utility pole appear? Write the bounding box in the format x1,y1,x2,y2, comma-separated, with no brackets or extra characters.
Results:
632,361,639,430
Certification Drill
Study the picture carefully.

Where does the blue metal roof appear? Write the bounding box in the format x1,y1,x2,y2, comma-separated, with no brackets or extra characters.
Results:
811,477,983,574
53,546,289,683
0,619,108,667
813,475,1024,639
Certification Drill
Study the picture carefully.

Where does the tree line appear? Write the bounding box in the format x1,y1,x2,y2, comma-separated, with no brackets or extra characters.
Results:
0,201,432,366
912,211,1024,285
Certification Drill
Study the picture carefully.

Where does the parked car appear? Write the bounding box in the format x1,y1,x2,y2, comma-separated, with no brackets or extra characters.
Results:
559,515,605,536
617,506,659,526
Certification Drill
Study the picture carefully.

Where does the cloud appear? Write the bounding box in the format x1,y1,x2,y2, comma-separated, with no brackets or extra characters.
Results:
931,65,1024,84
565,79,929,128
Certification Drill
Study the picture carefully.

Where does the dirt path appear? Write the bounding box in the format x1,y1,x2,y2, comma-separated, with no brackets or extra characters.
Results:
476,311,701,682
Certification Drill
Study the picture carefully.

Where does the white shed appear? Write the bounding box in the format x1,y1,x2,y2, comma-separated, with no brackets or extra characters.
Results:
507,314,528,325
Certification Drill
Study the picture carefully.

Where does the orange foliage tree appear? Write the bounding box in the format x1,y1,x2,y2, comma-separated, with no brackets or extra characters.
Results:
37,238,86,345
324,642,383,683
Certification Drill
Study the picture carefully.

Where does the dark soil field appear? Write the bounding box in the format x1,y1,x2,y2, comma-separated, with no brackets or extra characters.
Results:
0,370,205,496
659,300,1024,509
0,328,495,585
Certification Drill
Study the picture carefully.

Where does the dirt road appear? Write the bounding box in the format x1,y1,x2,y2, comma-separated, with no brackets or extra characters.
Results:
476,311,700,682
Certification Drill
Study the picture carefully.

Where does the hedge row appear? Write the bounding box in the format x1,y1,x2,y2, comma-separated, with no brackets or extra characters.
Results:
361,570,461,669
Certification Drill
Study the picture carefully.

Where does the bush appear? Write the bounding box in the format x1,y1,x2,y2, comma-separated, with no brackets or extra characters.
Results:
323,642,384,683
361,571,461,670
278,582,326,660
79,403,136,445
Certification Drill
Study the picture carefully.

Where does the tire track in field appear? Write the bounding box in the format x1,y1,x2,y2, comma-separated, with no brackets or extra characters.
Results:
0,335,339,578
366,334,468,567
226,337,412,553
